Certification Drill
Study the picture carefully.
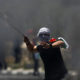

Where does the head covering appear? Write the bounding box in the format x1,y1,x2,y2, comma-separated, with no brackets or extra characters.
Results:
37,27,50,37
37,27,50,42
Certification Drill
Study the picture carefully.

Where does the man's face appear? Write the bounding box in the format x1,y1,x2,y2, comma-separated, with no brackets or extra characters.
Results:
39,33,50,42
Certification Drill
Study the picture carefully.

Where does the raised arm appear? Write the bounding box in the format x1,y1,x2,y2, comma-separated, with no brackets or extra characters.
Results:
24,36,37,52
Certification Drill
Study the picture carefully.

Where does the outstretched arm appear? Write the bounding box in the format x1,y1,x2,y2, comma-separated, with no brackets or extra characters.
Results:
52,40,64,48
24,36,37,52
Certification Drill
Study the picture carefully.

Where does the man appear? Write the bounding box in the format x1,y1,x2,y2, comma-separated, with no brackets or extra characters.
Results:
24,27,69,80
32,37,40,76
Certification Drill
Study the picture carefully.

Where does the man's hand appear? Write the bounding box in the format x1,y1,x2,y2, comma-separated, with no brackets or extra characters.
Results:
40,42,50,48
58,37,69,49
24,36,34,51
24,36,30,45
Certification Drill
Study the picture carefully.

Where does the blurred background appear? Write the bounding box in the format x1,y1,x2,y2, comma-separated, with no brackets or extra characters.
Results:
0,0,80,80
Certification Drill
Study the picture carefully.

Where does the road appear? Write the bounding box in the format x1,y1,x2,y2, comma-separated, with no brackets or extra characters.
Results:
0,69,78,80
0,69,44,80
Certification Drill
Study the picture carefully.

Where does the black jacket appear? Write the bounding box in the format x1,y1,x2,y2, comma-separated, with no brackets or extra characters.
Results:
37,45,67,80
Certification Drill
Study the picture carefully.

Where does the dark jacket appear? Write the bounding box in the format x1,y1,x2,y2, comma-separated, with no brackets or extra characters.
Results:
37,45,67,80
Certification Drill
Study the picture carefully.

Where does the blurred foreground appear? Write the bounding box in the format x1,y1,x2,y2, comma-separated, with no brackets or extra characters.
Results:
0,68,44,80
0,68,79,80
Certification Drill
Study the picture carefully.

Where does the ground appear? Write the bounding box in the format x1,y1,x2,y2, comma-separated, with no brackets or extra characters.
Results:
0,68,44,80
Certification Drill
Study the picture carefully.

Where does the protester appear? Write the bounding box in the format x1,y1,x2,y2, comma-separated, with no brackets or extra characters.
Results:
32,52,40,76
32,37,40,76
24,27,69,80
13,39,22,63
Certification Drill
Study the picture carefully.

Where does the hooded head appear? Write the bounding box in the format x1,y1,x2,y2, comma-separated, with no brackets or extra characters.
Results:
37,27,50,42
